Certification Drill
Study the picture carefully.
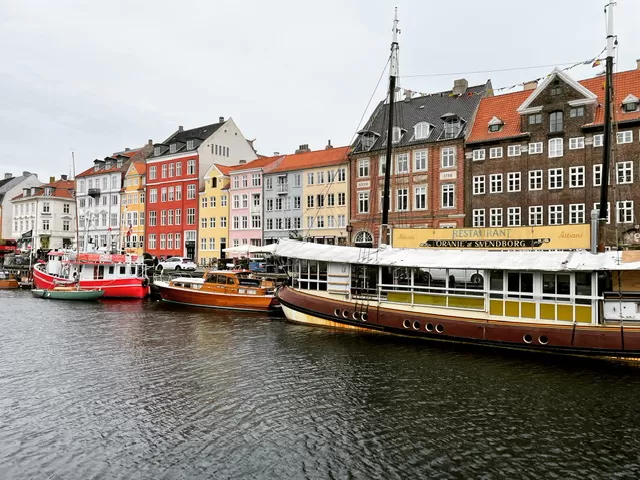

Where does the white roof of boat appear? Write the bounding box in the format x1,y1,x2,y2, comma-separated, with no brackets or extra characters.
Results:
271,239,640,272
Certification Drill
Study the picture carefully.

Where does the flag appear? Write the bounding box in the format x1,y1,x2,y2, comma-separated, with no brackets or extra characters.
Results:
108,226,112,232
592,59,602,67
127,224,132,237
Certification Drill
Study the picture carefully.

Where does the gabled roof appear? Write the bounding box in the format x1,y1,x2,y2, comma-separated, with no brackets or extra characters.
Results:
214,163,235,176
152,122,225,159
126,160,146,176
517,67,597,113
352,82,489,153
12,179,75,201
468,68,640,144
269,146,350,174
0,172,38,203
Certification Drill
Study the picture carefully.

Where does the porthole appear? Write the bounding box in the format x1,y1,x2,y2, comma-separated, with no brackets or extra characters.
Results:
361,313,368,322
426,323,434,332
413,321,420,330
334,309,341,317
403,319,410,329
539,335,549,345
343,310,350,318
523,334,533,344
353,312,360,321
435,324,444,333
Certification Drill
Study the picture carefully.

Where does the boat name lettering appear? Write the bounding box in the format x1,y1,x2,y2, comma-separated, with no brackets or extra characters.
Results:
419,238,551,248
451,228,512,239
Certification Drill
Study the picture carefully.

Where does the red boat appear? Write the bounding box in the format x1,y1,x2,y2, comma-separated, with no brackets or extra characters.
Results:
33,250,149,299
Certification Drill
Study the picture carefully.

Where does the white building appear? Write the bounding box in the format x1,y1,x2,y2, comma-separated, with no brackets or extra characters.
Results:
0,171,41,239
10,177,76,251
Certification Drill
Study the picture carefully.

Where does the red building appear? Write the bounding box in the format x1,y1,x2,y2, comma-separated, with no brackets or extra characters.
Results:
145,119,257,259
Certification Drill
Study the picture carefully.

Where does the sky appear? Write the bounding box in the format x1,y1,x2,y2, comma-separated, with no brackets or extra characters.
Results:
1,0,639,183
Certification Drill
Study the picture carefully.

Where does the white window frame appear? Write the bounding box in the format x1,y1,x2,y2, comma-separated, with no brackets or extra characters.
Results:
529,142,543,155
413,150,427,171
593,134,604,147
529,170,543,191
549,138,563,158
507,145,521,157
617,200,634,224
489,173,503,194
570,204,585,224
440,147,456,168
507,207,521,227
569,166,585,188
472,209,485,227
472,175,485,195
441,184,455,209
529,206,543,226
548,168,563,190
507,172,521,192
396,153,409,174
489,147,503,159
593,164,603,187
414,186,427,210
472,149,485,161
616,161,633,184
569,137,585,150
548,204,564,225
490,208,503,227
617,131,633,144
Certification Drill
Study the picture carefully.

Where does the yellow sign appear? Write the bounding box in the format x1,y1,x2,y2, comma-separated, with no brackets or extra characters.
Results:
393,225,590,250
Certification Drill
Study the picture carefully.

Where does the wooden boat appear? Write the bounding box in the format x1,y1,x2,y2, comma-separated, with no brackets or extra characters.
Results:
0,271,19,289
31,286,105,300
155,270,280,312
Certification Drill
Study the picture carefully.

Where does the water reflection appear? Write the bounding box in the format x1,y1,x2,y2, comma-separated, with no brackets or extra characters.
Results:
1,290,639,479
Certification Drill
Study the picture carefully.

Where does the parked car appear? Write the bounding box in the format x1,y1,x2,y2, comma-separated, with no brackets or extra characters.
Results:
157,257,197,272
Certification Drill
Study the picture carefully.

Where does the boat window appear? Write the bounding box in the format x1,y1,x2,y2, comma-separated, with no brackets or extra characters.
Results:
205,274,216,283
542,273,571,302
109,266,115,275
239,278,261,287
351,265,378,296
120,266,126,275
490,270,503,298
227,276,235,285
507,272,533,299
93,265,104,280
575,272,592,305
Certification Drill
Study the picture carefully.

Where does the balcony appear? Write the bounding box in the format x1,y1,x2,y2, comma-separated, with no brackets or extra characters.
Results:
87,188,101,198
277,183,288,195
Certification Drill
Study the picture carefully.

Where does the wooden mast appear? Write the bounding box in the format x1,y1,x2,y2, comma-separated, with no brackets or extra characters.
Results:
380,8,400,246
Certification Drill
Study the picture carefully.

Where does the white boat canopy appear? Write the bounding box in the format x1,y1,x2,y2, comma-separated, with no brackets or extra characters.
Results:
222,244,278,255
272,239,640,272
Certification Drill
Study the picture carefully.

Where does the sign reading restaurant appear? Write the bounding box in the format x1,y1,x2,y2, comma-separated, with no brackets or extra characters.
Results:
392,225,590,250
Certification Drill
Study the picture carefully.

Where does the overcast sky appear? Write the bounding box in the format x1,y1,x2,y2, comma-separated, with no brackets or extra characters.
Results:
1,0,638,183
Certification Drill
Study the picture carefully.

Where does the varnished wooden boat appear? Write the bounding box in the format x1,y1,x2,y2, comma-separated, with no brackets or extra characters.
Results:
0,271,19,290
155,270,279,312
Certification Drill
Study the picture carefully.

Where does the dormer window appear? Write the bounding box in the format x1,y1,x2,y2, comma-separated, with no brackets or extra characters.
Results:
550,80,561,96
392,127,403,144
622,94,639,113
440,113,462,139
360,132,376,150
187,139,195,150
44,187,52,196
413,122,430,140
487,116,503,133
169,143,177,154
154,146,162,156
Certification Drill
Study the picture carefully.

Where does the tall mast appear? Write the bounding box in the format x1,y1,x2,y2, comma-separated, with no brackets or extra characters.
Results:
597,2,615,252
380,8,400,246
72,152,80,252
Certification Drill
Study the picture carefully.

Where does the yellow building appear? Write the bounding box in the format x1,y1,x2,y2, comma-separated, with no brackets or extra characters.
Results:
302,147,350,245
121,160,146,255
198,164,231,267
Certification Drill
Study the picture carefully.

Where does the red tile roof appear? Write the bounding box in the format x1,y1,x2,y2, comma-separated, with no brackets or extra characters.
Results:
214,163,236,176
467,68,640,143
269,146,349,173
12,179,75,201
230,155,282,172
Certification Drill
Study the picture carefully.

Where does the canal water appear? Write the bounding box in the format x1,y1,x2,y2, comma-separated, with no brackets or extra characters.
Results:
1,290,640,479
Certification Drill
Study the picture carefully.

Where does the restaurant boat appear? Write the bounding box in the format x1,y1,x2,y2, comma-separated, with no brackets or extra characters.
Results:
155,270,280,312
274,6,640,358
33,250,149,298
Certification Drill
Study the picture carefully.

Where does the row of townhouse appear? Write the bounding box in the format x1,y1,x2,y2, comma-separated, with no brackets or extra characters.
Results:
9,64,639,257
349,64,640,248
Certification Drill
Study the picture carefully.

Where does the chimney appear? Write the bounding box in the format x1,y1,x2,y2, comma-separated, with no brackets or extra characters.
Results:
523,80,538,91
452,78,468,96
4,173,11,179
636,58,640,70
22,171,30,177
325,139,333,149
125,147,130,152
274,152,280,155
61,174,68,181
148,139,153,145
239,159,247,165
178,125,184,132
219,116,224,123
49,176,55,183
295,144,311,154
404,89,413,102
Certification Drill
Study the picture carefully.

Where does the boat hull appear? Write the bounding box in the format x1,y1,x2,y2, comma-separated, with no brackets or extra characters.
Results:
156,281,279,312
277,286,640,358
31,288,105,300
33,265,149,299
0,279,19,289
